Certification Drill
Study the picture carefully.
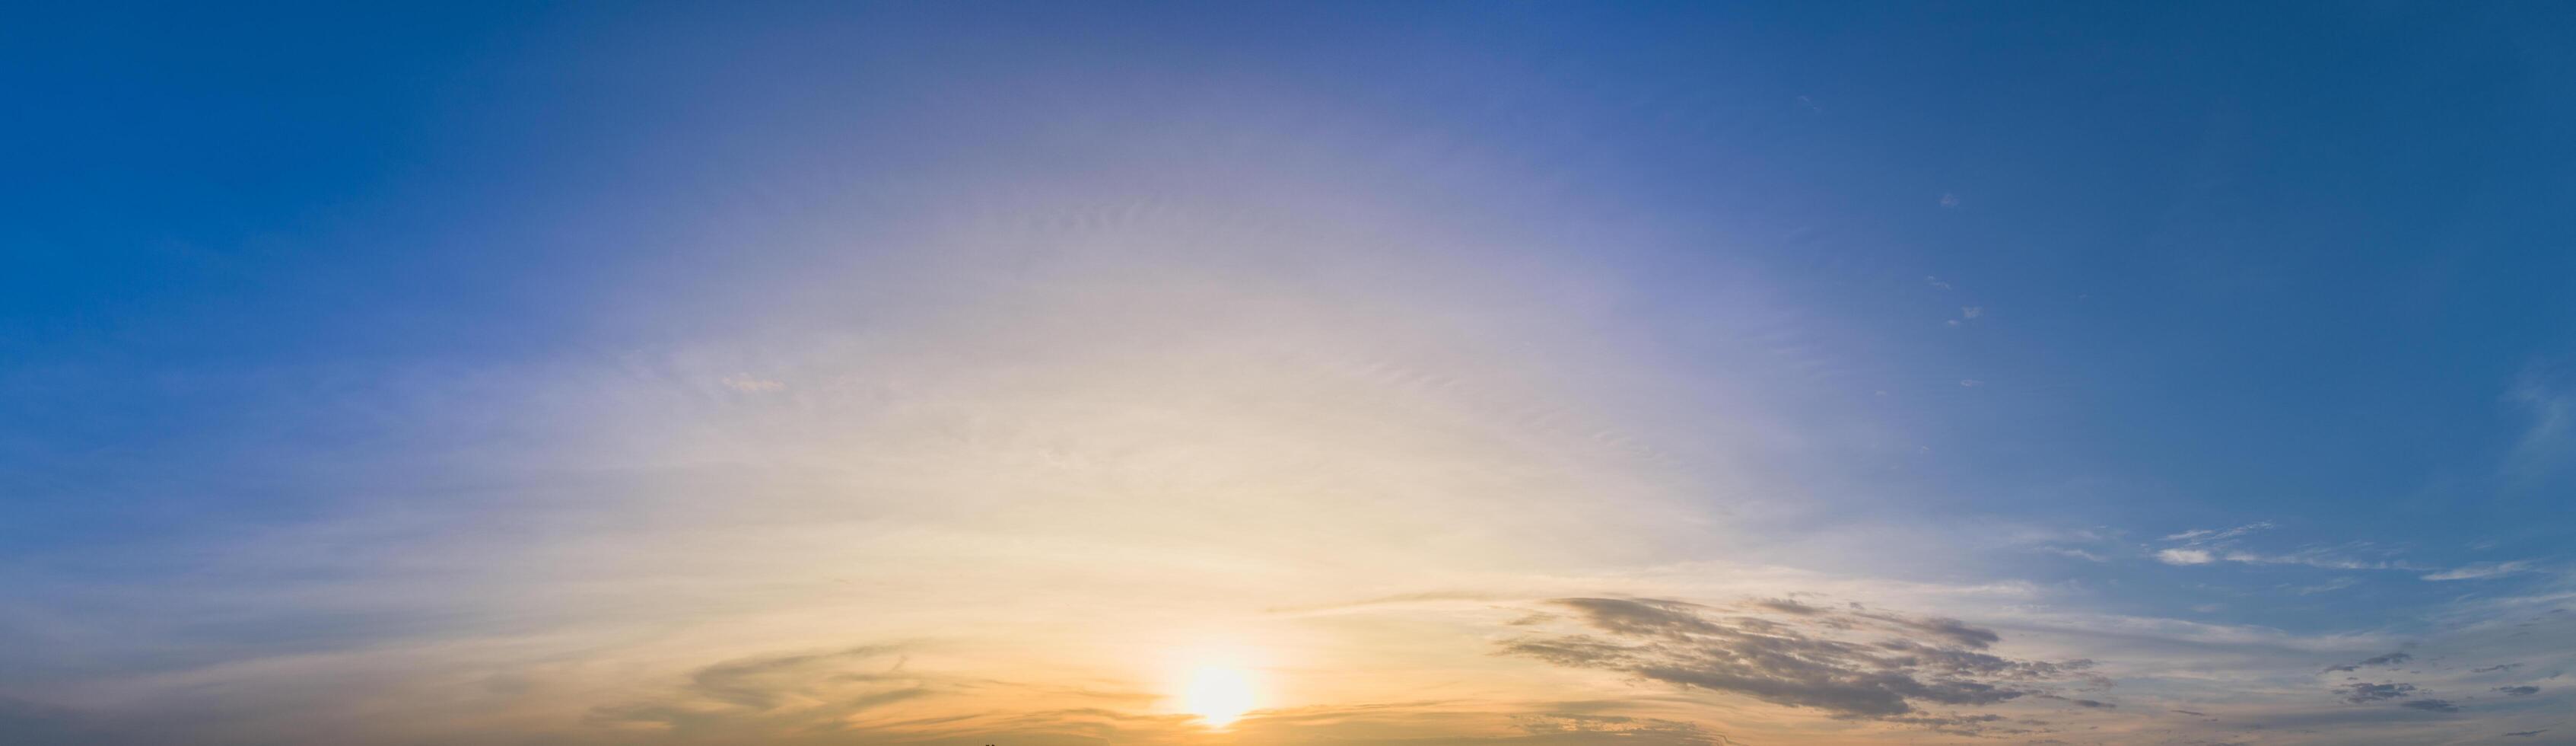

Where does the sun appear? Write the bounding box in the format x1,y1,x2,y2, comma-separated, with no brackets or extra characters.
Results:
1180,664,1255,728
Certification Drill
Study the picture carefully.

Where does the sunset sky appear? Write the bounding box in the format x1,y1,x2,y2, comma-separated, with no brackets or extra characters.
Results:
6,2,2576,744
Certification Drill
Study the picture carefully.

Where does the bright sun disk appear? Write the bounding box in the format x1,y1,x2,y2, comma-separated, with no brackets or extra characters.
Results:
1180,665,1255,728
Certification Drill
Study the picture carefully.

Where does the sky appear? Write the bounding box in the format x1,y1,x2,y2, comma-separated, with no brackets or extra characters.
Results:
5,2,2576,744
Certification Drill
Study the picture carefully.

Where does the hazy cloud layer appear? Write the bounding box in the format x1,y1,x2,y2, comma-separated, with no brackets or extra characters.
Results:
579,643,1747,746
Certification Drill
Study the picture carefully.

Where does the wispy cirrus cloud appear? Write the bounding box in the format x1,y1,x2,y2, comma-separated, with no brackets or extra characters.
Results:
2164,522,2275,543
2422,560,2536,581
2292,576,2360,595
2505,365,2576,481
2149,521,2544,582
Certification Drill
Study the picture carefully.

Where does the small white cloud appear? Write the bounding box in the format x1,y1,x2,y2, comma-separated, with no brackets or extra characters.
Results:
2422,560,2534,582
1938,193,1961,208
1958,379,1983,387
720,375,787,393
1961,307,1983,320
2158,548,2215,566
1946,320,1961,327
1926,276,1952,291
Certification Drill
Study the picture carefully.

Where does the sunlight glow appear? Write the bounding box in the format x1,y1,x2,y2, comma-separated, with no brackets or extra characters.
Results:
1181,665,1255,728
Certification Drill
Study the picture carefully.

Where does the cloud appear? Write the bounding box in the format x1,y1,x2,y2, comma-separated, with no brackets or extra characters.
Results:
1849,610,2004,649
589,645,940,733
2338,682,2416,703
1751,598,1829,616
2035,694,2114,709
2217,550,2404,571
1499,598,2095,723
2164,522,2275,544
2473,663,2524,673
2324,652,2412,673
584,643,1754,746
2153,518,2277,542
2047,547,2107,563
1880,713,2028,738
1960,307,1983,320
2294,577,2360,595
2398,699,2459,713
1242,704,1744,746
2506,366,2576,480
2422,561,2535,581
2492,686,2539,696
719,374,787,392
2151,523,2458,575
2329,673,2467,715
2505,729,2551,738
1507,714,1731,745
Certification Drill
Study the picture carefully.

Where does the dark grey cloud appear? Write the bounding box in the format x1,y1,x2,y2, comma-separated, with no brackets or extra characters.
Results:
1499,598,2099,725
2473,663,2525,673
2399,699,2459,713
1851,610,2003,650
1178,700,1742,745
1880,713,2031,738
2505,729,2550,737
2339,682,2417,703
1752,598,1828,616
2492,685,2539,696
2324,652,2412,673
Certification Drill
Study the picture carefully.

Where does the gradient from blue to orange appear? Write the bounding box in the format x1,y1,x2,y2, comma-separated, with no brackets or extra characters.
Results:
5,2,2574,744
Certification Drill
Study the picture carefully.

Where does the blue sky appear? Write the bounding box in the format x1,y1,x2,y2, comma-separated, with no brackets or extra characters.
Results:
6,2,2575,744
